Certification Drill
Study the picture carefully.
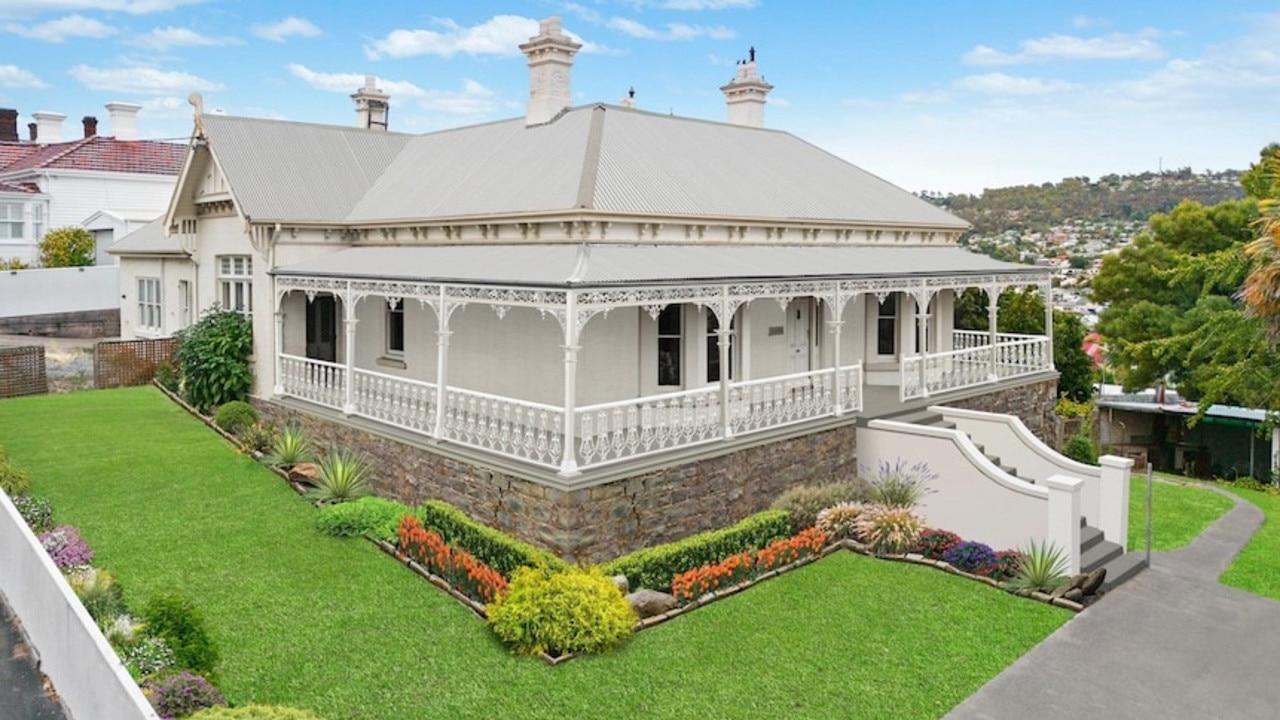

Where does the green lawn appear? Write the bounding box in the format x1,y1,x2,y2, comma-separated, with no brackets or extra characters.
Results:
0,387,1070,720
1127,475,1234,551
1221,487,1280,601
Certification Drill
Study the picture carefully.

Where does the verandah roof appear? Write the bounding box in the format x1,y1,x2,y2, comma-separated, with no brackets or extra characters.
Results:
270,244,1047,288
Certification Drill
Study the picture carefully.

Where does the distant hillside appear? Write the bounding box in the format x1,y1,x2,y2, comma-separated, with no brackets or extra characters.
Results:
922,169,1245,236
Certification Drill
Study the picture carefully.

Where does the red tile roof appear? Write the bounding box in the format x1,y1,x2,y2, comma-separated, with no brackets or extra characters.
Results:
0,136,185,176
0,181,39,194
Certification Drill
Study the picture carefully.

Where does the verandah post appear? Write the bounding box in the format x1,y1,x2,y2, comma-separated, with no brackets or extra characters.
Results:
560,291,580,477
987,285,999,382
433,286,451,439
342,281,357,415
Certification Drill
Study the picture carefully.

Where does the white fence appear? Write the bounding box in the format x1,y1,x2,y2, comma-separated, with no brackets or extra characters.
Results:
0,492,159,720
0,265,120,318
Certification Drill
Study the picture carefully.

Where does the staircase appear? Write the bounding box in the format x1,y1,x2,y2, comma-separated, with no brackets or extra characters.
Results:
879,408,1145,592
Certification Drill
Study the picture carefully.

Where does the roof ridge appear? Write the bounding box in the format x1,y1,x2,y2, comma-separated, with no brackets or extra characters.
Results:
574,105,607,209
34,136,96,168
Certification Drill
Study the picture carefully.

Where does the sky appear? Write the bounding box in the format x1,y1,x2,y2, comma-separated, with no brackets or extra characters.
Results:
2,0,1279,195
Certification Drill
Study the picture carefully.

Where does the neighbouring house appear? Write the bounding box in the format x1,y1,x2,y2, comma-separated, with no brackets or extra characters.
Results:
0,104,185,265
114,17,1132,567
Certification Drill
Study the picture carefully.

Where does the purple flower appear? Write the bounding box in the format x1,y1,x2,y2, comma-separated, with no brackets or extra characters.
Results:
146,671,225,719
37,525,93,570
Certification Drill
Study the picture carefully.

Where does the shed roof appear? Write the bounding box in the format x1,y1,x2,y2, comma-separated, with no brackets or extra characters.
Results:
105,218,182,256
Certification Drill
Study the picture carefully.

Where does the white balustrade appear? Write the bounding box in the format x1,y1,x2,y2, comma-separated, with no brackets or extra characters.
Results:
279,354,345,409
576,387,721,466
903,336,1051,400
731,369,834,433
351,369,438,434
442,388,563,468
837,364,864,414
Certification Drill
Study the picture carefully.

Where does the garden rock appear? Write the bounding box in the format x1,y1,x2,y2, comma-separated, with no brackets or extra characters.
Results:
627,589,677,618
612,575,630,595
1081,567,1107,595
1063,588,1084,601
289,462,320,484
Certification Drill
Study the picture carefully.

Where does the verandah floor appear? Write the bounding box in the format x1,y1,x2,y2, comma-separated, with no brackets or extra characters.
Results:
0,387,1070,720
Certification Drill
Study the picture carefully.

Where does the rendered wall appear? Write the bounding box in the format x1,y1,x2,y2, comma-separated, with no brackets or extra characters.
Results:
0,266,118,318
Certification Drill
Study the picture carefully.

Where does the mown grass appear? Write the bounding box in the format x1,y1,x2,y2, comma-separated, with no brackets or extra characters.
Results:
0,387,1070,720
1220,487,1280,601
1126,475,1234,552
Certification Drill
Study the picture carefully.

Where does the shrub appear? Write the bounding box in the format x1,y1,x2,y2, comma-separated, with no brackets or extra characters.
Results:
601,509,792,592
304,449,373,505
488,565,635,656
985,549,1023,582
0,456,31,496
854,505,923,556
176,306,253,414
866,459,937,507
1054,397,1093,419
265,425,315,469
909,527,962,560
12,494,54,532
68,567,127,623
190,707,323,720
38,525,93,569
103,613,142,647
416,500,566,577
770,480,871,532
214,401,257,435
142,592,220,676
122,635,176,679
315,497,410,542
1,256,29,270
236,421,277,455
1007,540,1068,592
671,527,827,603
1063,431,1098,465
146,671,226,719
396,515,508,604
943,540,998,574
154,360,182,392
815,502,867,540
38,226,95,267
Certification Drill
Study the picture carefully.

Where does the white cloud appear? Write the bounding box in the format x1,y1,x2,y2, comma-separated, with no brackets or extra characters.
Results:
963,32,1166,66
0,64,46,88
608,17,733,40
4,14,117,42
660,0,757,8
69,64,223,94
365,15,537,59
0,0,206,16
251,16,320,43
562,2,603,24
129,26,239,50
954,73,1076,96
287,64,498,116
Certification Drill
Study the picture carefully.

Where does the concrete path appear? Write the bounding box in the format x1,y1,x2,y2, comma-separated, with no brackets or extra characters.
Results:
0,595,67,720
946,489,1280,719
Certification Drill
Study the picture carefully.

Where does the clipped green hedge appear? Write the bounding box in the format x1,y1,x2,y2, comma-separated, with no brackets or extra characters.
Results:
601,509,793,592
416,500,566,577
315,497,411,543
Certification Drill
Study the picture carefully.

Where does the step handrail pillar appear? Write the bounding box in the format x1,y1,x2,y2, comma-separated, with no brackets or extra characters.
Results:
1043,474,1083,575
1098,455,1134,552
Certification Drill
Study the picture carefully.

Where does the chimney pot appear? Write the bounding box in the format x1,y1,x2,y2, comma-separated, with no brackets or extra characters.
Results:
28,122,37,142
31,111,66,143
83,115,98,138
720,46,772,128
351,75,390,130
105,101,142,140
0,108,17,143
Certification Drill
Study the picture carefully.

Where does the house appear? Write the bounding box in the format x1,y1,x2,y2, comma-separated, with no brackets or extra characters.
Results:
0,105,185,265
118,18,1077,561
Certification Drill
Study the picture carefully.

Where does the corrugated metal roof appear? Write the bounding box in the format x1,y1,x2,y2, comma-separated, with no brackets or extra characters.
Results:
1095,394,1268,423
274,244,1044,287
199,114,414,222
105,218,183,255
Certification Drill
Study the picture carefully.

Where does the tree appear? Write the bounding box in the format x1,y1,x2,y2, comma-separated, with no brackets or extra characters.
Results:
37,227,95,267
1053,310,1094,402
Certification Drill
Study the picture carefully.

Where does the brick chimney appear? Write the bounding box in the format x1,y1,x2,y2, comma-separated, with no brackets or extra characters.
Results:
720,47,773,128
105,101,141,140
351,75,390,130
32,111,66,143
83,115,98,138
27,122,36,142
519,16,582,126
0,109,17,142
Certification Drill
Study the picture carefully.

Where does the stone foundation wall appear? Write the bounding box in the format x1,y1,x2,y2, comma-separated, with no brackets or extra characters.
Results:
254,400,857,563
944,376,1060,445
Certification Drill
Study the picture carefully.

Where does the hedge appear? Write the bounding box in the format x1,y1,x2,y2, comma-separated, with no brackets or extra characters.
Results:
600,509,793,592
416,500,566,577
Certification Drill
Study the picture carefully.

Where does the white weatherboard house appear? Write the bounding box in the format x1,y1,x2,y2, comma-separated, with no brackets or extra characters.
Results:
118,18,1134,571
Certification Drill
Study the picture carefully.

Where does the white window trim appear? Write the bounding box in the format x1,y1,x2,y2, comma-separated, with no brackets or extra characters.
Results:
385,301,405,358
217,255,253,316
137,277,162,334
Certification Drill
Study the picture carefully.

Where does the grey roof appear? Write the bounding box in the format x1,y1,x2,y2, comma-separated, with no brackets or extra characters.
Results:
105,218,183,256
199,114,414,222
1096,393,1268,424
207,104,967,229
274,244,1044,287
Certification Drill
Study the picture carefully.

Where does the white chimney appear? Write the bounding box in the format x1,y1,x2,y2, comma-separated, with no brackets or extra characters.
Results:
31,111,66,143
519,16,582,126
352,75,390,130
720,47,773,128
105,101,142,140
620,87,636,109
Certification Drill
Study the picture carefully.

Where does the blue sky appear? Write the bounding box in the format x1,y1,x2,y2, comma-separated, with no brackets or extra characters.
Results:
2,0,1279,194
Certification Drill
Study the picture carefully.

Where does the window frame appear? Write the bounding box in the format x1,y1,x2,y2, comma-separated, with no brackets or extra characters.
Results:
217,254,253,316
385,300,405,357
876,294,897,357
705,307,735,384
137,277,162,332
657,304,683,387
0,201,23,239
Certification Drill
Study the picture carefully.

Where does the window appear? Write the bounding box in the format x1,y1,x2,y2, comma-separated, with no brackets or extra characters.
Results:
877,294,897,356
138,277,162,331
657,304,682,386
0,202,22,239
30,203,43,241
178,280,192,328
218,255,252,315
706,308,734,383
386,301,405,356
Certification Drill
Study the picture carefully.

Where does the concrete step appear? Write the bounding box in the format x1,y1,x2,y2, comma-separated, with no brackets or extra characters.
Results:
1081,538,1124,574
1081,525,1105,553
1099,552,1146,592
882,409,955,429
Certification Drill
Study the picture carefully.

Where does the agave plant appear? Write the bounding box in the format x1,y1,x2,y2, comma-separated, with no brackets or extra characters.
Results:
1006,538,1069,592
305,449,373,505
264,425,315,469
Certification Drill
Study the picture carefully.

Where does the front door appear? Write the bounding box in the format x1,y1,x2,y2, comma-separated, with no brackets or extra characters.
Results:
306,295,337,363
786,298,811,374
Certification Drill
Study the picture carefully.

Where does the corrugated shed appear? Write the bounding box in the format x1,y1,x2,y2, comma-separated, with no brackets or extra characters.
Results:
274,244,1044,286
200,115,413,222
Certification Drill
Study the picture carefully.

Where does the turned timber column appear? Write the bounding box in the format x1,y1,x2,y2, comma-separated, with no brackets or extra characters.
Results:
560,291,580,477
827,309,844,416
987,287,1000,382
915,290,932,398
1042,278,1054,371
342,283,357,415
718,290,734,438
433,287,452,439
273,307,285,396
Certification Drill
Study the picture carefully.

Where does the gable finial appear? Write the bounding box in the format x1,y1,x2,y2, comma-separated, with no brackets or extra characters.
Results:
188,92,204,134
